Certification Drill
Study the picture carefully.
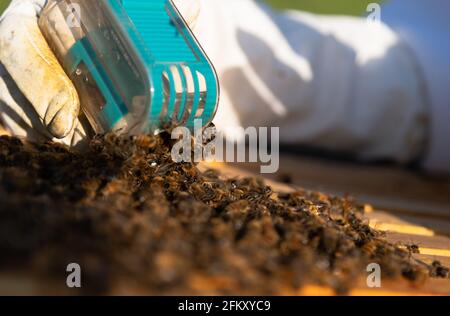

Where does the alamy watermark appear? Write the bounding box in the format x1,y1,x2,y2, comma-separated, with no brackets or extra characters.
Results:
366,3,381,24
171,120,280,174
66,3,82,28
66,263,81,288
366,263,381,288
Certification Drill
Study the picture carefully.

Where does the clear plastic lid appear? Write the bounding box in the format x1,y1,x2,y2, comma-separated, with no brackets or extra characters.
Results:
39,0,152,134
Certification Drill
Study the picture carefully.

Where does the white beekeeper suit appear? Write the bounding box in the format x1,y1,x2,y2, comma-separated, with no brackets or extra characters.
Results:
0,0,449,174
193,0,449,173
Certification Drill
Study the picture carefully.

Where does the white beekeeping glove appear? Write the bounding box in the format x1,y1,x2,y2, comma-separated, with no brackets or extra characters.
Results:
0,0,201,147
0,0,86,146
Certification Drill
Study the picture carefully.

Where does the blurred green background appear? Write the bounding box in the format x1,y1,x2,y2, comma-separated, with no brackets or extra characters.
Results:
266,0,383,15
0,0,8,14
0,0,382,16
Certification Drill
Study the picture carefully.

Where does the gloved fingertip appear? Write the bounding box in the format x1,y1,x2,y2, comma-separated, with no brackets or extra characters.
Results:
47,112,75,139
45,90,79,139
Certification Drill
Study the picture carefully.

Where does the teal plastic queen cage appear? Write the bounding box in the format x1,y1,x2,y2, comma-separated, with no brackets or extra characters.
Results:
39,0,219,134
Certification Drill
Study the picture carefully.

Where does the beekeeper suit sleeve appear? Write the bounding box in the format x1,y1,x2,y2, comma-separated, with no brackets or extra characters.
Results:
194,0,446,172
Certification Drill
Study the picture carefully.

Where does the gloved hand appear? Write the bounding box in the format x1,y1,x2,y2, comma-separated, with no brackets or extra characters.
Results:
0,0,201,147
0,0,84,146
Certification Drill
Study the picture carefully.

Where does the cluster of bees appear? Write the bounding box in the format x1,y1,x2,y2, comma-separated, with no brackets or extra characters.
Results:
0,134,446,295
